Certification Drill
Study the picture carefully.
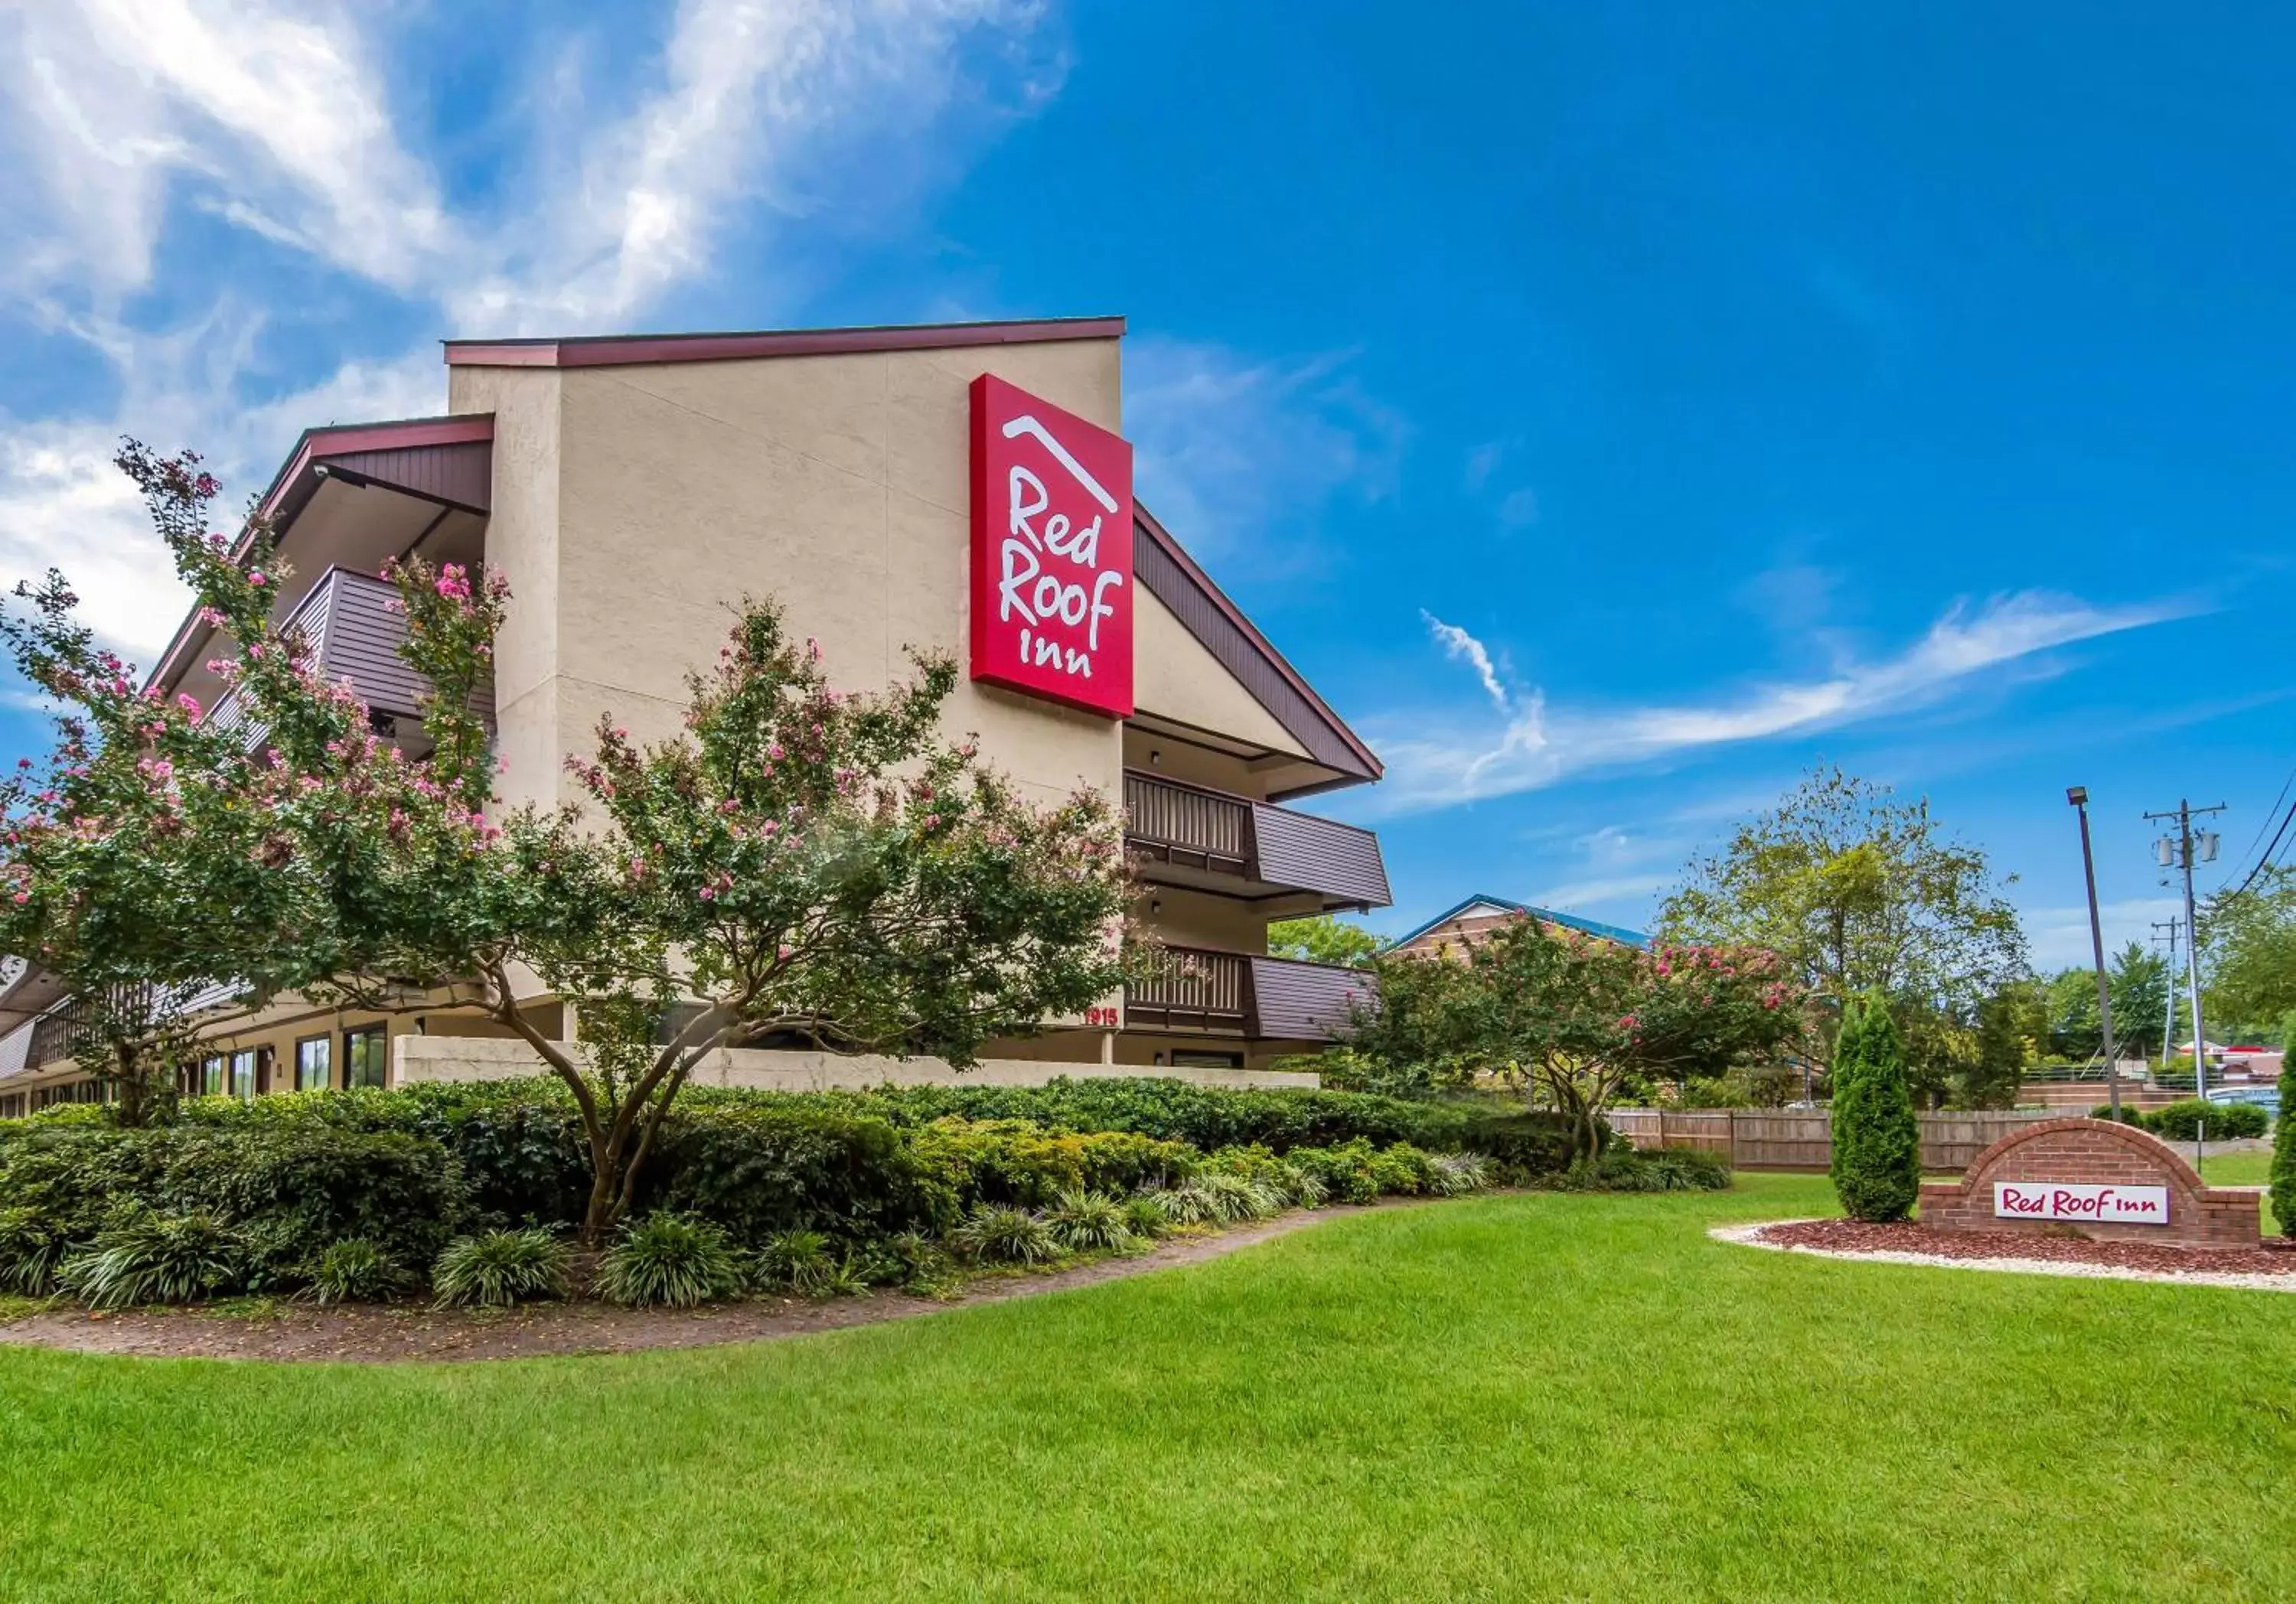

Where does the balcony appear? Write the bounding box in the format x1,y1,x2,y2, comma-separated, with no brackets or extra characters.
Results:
210,567,494,745
1124,946,1376,1044
1124,771,1390,911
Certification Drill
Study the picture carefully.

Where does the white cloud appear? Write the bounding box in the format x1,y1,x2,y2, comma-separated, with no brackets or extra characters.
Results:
1523,871,1678,912
0,0,1058,658
1126,337,1407,559
1495,487,1538,530
1421,611,1508,715
1371,590,2196,814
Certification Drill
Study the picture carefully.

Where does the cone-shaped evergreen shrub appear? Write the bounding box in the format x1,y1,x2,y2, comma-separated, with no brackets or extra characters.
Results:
1829,993,1922,1222
2272,1012,2296,1239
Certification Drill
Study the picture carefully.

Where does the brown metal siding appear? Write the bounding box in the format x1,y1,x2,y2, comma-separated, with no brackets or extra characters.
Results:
314,570,495,728
1251,804,1391,908
317,439,492,513
1247,956,1377,1043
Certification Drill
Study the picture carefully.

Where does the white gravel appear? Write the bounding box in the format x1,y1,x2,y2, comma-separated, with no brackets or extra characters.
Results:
1711,1221,2296,1294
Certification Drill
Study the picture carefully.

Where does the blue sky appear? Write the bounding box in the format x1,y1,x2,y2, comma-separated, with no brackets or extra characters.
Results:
2,2,2288,973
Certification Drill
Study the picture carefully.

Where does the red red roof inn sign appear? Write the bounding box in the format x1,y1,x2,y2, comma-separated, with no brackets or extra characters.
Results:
1919,1117,2260,1248
969,373,1135,718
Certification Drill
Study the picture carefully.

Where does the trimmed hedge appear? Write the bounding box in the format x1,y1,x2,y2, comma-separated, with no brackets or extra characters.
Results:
2144,1099,2270,1142
642,1104,939,1244
0,1123,468,1286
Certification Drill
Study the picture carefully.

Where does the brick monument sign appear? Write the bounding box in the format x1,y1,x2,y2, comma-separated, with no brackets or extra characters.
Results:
1919,1117,2260,1250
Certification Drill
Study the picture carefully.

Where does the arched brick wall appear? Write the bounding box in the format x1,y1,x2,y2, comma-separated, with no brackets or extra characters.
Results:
1918,1117,2258,1249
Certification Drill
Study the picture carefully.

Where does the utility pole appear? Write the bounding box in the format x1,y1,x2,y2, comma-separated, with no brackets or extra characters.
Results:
2144,800,2225,1099
2151,918,2182,1077
2066,787,2119,1117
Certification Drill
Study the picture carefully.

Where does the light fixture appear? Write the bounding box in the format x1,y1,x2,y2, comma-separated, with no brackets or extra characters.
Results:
1150,898,1163,914
2065,785,2087,807
1149,749,1163,768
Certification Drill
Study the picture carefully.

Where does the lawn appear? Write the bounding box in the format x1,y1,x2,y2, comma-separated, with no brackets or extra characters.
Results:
2,1175,2291,1602
2201,1149,2275,1187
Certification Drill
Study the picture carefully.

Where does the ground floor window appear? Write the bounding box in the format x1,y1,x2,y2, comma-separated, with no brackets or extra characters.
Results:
344,1026,388,1089
229,1049,259,1100
295,1035,332,1092
200,1055,227,1097
1170,1050,1245,1070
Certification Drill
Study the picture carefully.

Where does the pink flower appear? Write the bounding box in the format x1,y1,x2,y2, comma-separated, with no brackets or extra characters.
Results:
197,606,227,628
175,693,201,716
778,944,795,961
9,892,24,905
768,742,784,761
248,570,267,587
699,886,716,901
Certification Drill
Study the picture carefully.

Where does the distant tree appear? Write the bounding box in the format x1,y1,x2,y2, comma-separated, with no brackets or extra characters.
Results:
1267,914,1381,969
2202,866,2296,1032
1657,768,2027,1074
1352,918,1805,1161
2108,941,2170,1058
1828,993,1922,1222
1957,984,2035,1110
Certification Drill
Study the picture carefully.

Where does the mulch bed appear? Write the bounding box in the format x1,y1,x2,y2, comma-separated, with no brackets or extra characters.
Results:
0,1202,1417,1365
1753,1218,2296,1278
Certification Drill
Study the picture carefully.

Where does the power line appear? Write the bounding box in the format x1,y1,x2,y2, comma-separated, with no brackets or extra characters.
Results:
2225,758,2296,883
2220,794,2296,903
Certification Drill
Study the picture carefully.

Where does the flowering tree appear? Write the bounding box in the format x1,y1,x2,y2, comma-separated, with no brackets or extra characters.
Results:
1,443,1131,1237
1359,917,1805,1161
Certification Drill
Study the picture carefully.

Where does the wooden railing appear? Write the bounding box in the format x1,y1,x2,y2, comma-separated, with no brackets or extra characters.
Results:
1124,772,1251,875
1125,946,1250,1035
1608,1108,2058,1173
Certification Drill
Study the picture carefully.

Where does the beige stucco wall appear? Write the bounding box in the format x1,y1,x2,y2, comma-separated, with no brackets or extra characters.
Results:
1130,588,1309,779
445,364,566,812
1139,885,1272,954
455,337,1127,815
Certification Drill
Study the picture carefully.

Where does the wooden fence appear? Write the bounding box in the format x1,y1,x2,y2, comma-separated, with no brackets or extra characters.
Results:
1607,1108,2055,1174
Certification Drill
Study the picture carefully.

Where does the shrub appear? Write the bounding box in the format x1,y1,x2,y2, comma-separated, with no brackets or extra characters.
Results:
302,1239,407,1306
1367,1143,1437,1196
1829,993,1920,1222
1458,1110,1585,1180
908,1119,1195,1211
1180,1172,1277,1224
1280,1165,1331,1208
57,1209,243,1309
1045,1189,1136,1253
0,1205,68,1295
1552,1148,1730,1193
2089,1104,2147,1126
951,1204,1059,1264
595,1213,747,1309
756,1229,837,1293
2146,1099,2269,1142
647,1104,941,1243
2273,1038,2295,1239
850,1078,1475,1155
431,1227,569,1307
1285,1143,1379,1205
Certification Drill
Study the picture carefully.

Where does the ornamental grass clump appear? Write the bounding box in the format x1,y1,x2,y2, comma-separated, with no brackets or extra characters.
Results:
0,1206,68,1296
756,1229,837,1293
1120,1193,1173,1240
1045,1189,1135,1253
430,1227,569,1308
951,1203,1059,1264
1828,993,1921,1223
1427,1152,1494,1197
595,1213,747,1309
300,1238,407,1306
57,1210,243,1309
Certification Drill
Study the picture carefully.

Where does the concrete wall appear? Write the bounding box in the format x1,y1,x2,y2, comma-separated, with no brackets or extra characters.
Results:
396,1033,1317,1092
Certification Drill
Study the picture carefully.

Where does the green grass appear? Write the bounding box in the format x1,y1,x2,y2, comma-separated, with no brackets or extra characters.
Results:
2,1175,2291,1601
2200,1150,2274,1187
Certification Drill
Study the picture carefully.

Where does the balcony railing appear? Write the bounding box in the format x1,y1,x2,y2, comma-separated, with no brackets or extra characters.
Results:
1123,771,1391,910
1124,946,1377,1043
208,567,494,743
27,979,246,1069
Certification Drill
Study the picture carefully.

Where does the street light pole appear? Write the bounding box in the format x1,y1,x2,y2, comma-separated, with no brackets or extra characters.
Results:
2066,787,2118,1119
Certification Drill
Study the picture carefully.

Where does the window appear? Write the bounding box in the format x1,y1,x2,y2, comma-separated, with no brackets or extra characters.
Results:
200,1055,227,1097
295,1035,333,1092
228,1049,259,1100
344,1026,388,1089
1172,1050,1244,1070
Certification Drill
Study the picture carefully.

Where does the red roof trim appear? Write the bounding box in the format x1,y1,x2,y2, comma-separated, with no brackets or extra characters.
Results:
1133,503,1383,780
443,316,1126,370
255,415,495,521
